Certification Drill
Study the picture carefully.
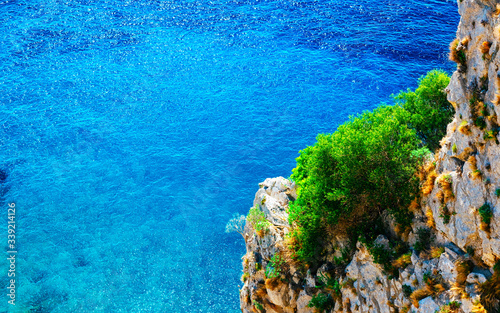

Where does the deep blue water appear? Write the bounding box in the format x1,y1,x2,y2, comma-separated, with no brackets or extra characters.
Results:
0,0,458,312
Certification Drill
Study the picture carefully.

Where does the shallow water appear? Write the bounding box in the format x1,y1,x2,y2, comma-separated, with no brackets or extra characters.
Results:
0,0,459,311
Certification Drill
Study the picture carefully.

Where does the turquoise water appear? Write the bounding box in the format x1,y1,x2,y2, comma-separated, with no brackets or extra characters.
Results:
1,0,458,312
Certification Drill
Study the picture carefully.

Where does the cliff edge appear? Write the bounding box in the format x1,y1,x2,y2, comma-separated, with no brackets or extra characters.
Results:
238,1,500,312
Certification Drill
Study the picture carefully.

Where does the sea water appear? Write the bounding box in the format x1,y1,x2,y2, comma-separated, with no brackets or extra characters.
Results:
0,0,458,312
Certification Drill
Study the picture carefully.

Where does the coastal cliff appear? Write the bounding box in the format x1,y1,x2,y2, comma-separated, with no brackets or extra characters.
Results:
238,1,500,312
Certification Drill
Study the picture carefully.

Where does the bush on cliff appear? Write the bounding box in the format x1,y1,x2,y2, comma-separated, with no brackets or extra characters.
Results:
394,70,452,152
288,70,452,264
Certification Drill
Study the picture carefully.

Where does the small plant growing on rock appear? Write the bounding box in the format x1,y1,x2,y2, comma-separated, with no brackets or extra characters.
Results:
341,277,357,295
449,38,467,65
253,300,264,312
452,143,457,153
241,272,249,282
392,252,412,269
410,272,446,307
477,261,500,312
469,156,482,180
484,130,496,140
430,246,445,258
478,203,493,232
426,207,436,228
422,169,438,195
480,41,492,55
438,301,462,313
439,174,454,202
495,188,500,197
247,205,270,237
308,293,334,313
265,253,286,279
414,227,432,253
402,284,413,298
439,204,452,224
316,273,341,297
458,121,471,135
255,262,262,271
475,116,487,130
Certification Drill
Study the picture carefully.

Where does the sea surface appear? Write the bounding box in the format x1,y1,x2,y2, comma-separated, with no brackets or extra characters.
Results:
1,0,459,312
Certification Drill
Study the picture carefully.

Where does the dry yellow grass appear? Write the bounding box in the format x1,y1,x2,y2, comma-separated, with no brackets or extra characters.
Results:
471,300,488,313
480,41,492,54
426,208,436,228
494,94,500,106
392,253,412,269
449,39,462,63
480,221,490,232
408,198,419,213
458,122,471,135
430,246,445,259
456,260,472,285
433,283,446,293
437,190,445,203
411,274,447,307
450,283,468,299
422,170,438,195
477,268,500,312
494,4,500,17
438,174,454,202
410,288,432,308
468,156,482,180
255,283,268,299
264,277,281,290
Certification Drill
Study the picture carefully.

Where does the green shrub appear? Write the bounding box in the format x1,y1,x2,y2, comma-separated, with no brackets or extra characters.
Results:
307,293,335,312
255,262,262,271
393,70,453,151
402,284,413,298
247,205,270,235
316,273,341,296
414,228,432,253
253,300,264,312
495,188,500,197
289,105,423,262
439,204,451,224
288,70,452,264
475,116,487,129
265,254,285,279
478,203,493,225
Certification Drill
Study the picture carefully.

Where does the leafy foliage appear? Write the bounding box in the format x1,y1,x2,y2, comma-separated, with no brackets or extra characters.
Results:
316,273,341,297
289,105,423,262
414,227,432,253
247,205,270,235
478,203,493,225
307,293,335,313
265,254,286,279
394,70,452,151
402,284,413,298
288,70,453,264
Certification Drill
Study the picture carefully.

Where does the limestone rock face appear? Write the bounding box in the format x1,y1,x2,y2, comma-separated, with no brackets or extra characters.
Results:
240,177,303,313
240,1,500,312
428,0,500,267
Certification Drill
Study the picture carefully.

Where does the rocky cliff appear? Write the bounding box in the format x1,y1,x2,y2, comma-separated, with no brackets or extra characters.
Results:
239,1,500,312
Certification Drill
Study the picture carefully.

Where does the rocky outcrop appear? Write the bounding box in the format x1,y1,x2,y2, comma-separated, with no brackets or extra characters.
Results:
240,1,500,312
240,177,494,312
